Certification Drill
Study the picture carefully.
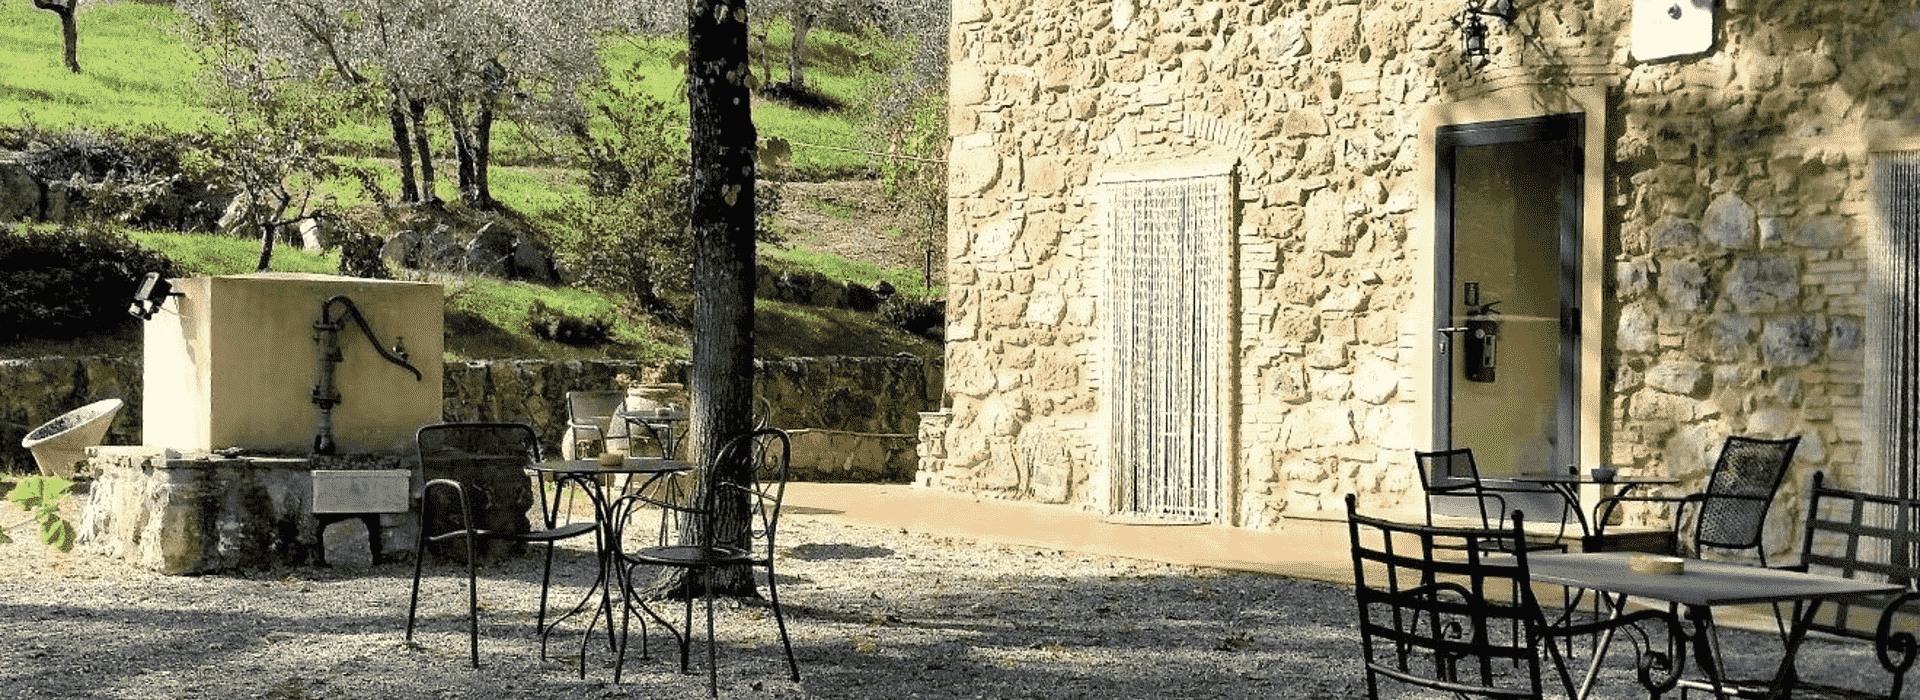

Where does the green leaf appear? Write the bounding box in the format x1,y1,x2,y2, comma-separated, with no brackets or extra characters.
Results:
40,518,76,553
7,475,71,513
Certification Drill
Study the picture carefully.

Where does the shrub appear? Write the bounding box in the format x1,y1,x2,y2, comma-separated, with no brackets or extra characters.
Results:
0,125,228,230
528,300,612,346
0,224,180,342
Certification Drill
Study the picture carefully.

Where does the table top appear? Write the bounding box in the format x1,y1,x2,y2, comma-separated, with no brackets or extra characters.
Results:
1527,552,1902,607
531,458,692,475
1511,475,1679,486
619,410,687,422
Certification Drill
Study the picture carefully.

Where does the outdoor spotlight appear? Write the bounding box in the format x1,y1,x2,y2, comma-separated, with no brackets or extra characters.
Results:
129,272,180,321
1461,0,1518,58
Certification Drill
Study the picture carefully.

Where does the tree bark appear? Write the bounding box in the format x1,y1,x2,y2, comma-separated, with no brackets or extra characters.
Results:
443,99,477,204
472,59,504,210
472,103,495,210
787,12,813,88
32,1,80,73
409,100,439,205
388,96,419,203
649,0,760,601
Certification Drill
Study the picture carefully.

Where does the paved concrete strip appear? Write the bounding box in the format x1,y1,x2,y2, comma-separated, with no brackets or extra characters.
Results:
781,483,1792,634
782,483,1357,586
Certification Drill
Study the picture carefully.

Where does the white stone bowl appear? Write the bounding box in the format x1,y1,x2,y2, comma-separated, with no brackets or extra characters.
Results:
21,398,124,477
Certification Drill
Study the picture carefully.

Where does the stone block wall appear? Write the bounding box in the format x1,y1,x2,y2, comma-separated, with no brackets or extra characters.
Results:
3,356,938,483
935,0,1920,554
79,447,414,574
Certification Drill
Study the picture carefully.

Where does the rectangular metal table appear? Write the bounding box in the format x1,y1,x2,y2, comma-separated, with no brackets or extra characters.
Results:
1528,552,1904,700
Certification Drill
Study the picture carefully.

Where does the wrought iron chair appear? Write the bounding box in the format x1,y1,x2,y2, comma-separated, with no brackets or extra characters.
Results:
1586,435,1800,564
1345,494,1680,700
612,428,799,695
1415,448,1564,553
565,390,626,459
405,422,601,670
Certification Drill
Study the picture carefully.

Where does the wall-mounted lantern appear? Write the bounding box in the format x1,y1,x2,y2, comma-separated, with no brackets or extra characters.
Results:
1460,0,1518,58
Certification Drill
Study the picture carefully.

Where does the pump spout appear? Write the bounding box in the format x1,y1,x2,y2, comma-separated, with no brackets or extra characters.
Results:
312,295,424,455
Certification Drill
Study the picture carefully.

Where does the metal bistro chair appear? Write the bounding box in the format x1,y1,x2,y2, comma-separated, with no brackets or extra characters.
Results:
613,428,800,695
565,390,627,459
1587,435,1799,638
1586,435,1800,564
406,423,601,670
1415,448,1564,553
1345,494,1679,700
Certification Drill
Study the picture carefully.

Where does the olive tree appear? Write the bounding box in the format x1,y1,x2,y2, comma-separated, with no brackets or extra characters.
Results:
176,0,606,209
29,0,81,73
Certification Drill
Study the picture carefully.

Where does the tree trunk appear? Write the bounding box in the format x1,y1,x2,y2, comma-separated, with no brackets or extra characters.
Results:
409,100,439,205
32,1,80,73
787,12,813,88
252,194,279,272
388,97,418,203
472,59,503,210
473,100,495,210
647,0,759,601
444,100,477,204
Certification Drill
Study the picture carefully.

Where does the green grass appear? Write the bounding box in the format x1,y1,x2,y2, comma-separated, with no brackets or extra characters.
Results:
442,276,674,360
760,243,943,298
596,19,907,178
0,3,209,131
755,298,939,361
129,231,341,276
126,229,681,361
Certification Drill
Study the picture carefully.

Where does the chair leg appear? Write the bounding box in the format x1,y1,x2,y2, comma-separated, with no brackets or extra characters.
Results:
406,526,428,645
536,540,556,659
462,529,480,668
681,570,696,675
765,566,799,682
704,567,719,697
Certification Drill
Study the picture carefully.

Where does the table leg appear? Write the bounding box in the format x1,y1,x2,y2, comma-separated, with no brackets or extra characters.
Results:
1680,604,1748,700
1574,591,1623,700
1761,600,1820,699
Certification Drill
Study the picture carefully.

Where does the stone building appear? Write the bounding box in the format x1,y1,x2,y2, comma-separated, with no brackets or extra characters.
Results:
915,0,1920,556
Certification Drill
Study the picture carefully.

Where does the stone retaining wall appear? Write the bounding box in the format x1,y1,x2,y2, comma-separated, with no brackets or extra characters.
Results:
3,356,938,481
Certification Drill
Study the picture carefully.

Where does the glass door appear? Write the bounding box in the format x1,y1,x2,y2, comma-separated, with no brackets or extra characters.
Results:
1432,114,1582,520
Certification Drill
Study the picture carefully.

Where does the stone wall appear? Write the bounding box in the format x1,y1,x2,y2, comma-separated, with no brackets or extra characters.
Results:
79,447,415,574
935,0,1920,556
3,356,939,483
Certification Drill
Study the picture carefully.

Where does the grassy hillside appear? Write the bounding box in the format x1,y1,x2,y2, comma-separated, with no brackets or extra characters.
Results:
0,3,208,131
0,4,942,364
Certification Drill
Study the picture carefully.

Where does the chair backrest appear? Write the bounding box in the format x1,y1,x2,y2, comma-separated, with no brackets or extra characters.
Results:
718,428,792,561
1691,435,1799,552
626,428,792,559
1415,448,1481,495
1345,493,1570,700
1415,448,1501,527
418,422,542,464
414,422,540,539
566,391,626,430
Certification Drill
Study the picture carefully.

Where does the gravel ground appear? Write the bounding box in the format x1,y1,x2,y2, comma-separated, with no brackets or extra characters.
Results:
0,491,1895,700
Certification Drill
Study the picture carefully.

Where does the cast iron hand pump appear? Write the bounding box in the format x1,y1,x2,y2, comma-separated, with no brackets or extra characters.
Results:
311,295,423,455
